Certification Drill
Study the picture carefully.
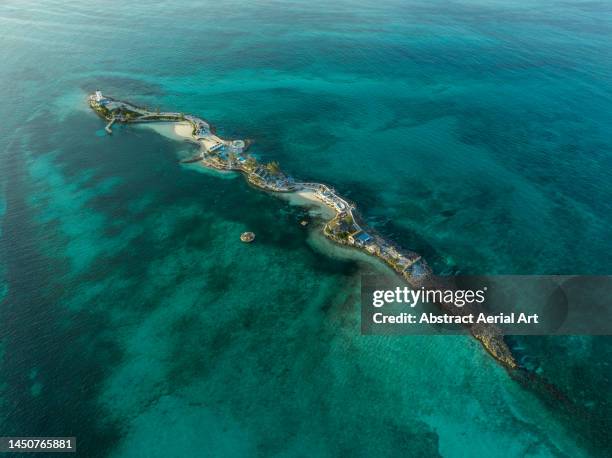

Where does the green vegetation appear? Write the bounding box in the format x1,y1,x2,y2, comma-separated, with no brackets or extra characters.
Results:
90,101,111,119
122,110,140,120
335,231,349,241
98,106,111,118
265,161,281,175
324,222,349,241
244,155,258,171
324,215,353,241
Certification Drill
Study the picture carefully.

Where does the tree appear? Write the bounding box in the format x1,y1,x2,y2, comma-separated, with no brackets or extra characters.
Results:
341,214,354,226
266,161,281,175
244,155,257,170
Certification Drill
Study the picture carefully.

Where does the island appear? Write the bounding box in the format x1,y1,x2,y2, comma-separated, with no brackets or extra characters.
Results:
88,90,518,370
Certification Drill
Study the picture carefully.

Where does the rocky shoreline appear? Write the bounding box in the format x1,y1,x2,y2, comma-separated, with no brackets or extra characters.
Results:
88,91,518,371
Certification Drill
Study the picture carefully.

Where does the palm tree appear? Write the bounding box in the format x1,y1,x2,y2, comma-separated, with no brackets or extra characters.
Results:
244,155,257,170
266,161,281,175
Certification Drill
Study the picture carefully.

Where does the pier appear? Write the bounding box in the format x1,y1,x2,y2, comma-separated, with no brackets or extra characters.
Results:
105,117,116,134
87,90,518,370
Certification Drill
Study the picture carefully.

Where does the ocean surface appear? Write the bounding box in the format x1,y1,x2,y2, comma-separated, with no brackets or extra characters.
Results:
1,0,611,456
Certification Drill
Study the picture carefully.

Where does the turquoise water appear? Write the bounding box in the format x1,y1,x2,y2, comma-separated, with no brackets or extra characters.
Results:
0,0,611,456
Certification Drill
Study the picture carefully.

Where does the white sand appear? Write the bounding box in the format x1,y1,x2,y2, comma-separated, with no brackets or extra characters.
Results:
306,229,391,273
295,190,323,204
139,122,195,143
173,122,194,139
280,190,337,219
285,191,390,271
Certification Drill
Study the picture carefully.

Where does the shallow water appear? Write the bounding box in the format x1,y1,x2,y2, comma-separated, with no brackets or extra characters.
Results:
0,0,611,456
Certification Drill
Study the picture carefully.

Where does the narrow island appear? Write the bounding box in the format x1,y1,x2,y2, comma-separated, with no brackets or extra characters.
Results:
88,90,518,370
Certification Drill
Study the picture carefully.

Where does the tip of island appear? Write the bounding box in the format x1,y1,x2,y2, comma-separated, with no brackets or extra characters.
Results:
88,90,518,370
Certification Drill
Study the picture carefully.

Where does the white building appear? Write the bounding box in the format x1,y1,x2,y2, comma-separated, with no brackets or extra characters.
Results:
195,129,210,139
194,122,211,139
207,142,223,153
229,140,245,154
348,231,373,247
94,90,103,102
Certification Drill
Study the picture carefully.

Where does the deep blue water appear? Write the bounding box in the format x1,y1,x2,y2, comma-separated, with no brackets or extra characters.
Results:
0,0,611,456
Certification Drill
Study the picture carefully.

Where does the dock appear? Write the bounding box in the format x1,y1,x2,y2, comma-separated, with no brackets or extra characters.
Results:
105,117,116,134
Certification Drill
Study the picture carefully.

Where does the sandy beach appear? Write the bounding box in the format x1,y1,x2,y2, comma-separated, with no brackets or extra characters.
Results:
140,121,340,222
295,189,324,204
281,190,337,219
173,122,193,139
307,228,391,273
140,121,195,143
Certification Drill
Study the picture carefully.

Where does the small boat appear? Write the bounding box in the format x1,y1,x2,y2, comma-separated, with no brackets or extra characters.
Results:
300,220,309,227
240,231,255,243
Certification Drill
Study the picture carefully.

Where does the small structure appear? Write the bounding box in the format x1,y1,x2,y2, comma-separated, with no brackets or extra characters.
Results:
240,231,255,243
95,90,104,102
409,260,427,278
366,243,380,255
334,200,346,212
195,125,210,139
300,220,309,227
229,140,245,154
396,256,412,270
207,142,224,153
348,230,373,247
383,246,401,259
252,166,274,184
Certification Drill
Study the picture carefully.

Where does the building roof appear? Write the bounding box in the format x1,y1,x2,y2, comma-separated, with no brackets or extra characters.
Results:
356,232,372,242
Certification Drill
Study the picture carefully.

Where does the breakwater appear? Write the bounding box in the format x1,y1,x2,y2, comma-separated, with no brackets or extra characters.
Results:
88,91,518,370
